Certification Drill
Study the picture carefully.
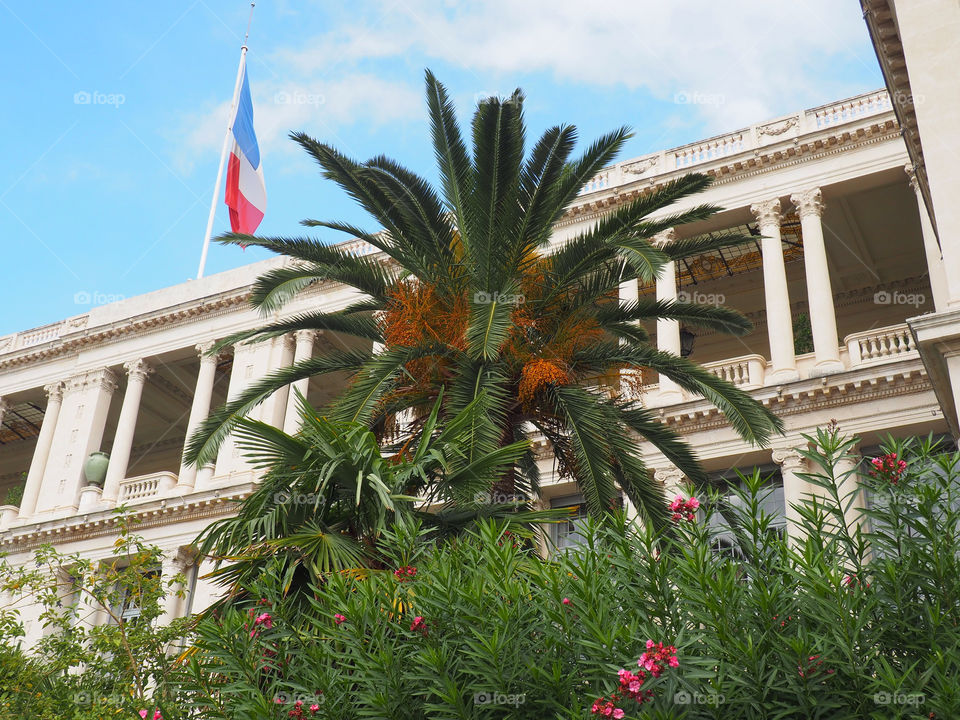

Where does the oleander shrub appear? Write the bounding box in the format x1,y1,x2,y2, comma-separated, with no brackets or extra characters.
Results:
3,429,959,719
0,514,191,720
178,428,960,719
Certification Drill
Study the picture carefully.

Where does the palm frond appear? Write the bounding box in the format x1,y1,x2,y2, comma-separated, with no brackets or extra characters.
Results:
596,298,752,336
549,385,619,517
425,69,473,238
184,350,371,467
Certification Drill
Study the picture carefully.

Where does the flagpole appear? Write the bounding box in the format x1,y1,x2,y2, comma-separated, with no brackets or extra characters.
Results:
197,2,256,280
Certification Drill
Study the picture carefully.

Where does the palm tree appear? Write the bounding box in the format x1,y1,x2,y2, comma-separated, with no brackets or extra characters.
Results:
197,391,549,593
186,70,782,526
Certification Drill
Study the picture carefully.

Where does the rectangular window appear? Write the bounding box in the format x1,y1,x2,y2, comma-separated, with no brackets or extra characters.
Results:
110,566,160,626
703,466,785,558
550,494,589,551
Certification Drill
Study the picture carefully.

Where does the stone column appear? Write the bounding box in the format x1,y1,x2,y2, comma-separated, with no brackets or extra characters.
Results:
283,330,317,433
178,342,223,491
654,229,683,403
791,188,842,373
0,397,8,429
19,383,64,519
835,443,869,538
268,334,296,429
102,360,153,504
34,368,117,516
905,163,949,311
214,342,261,480
751,199,799,382
654,467,686,499
618,277,640,399
772,447,809,545
158,548,194,625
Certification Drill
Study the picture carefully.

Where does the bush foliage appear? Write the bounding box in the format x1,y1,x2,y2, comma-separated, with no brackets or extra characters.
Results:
2,429,959,719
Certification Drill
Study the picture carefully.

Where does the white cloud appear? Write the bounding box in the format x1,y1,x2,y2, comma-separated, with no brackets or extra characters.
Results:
173,0,878,172
274,0,876,130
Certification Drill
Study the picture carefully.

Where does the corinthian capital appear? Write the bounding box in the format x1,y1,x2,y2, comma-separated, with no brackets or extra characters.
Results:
652,228,676,248
903,163,920,193
123,359,154,384
654,467,685,487
750,198,782,228
43,381,64,402
772,447,806,473
294,329,319,347
791,188,825,218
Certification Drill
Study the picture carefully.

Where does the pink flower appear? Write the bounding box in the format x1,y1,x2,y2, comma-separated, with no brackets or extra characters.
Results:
394,565,418,581
310,705,320,713
562,597,572,606
250,611,273,636
613,710,624,719
334,613,346,625
139,712,148,720
410,615,428,636
668,496,700,523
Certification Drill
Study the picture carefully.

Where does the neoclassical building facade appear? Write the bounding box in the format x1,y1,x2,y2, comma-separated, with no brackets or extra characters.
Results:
0,85,953,642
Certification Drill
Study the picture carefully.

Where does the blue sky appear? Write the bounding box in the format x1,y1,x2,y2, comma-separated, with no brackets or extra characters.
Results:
0,1,883,336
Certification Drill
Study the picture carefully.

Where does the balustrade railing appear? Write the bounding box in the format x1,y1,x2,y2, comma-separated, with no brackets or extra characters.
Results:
635,322,918,407
813,91,892,128
702,355,766,388
16,323,62,348
845,324,916,366
117,472,177,503
674,132,745,169
577,89,893,192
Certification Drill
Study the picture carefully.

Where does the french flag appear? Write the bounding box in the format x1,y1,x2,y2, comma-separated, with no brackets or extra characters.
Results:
225,63,266,234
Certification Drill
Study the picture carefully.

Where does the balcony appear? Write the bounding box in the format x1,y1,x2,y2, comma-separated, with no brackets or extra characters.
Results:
577,89,894,195
635,323,919,407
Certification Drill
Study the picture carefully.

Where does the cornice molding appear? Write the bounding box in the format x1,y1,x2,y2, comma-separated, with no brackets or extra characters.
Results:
654,359,931,436
557,122,901,229
0,292,252,371
0,483,254,553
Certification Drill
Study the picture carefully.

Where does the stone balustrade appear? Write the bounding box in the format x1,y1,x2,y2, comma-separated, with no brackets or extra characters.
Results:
636,322,919,407
579,89,894,194
813,91,892,128
703,355,766,389
845,324,917,365
674,132,745,169
117,471,178,504
337,237,380,256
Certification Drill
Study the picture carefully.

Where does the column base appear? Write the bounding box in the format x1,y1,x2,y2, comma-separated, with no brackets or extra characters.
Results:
767,367,801,383
77,486,103,513
656,390,684,406
809,359,844,376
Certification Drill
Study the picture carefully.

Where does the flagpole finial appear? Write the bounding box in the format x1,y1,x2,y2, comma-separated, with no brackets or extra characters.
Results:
244,2,255,47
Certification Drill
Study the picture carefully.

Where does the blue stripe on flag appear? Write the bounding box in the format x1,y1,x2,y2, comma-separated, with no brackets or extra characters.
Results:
232,65,260,169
